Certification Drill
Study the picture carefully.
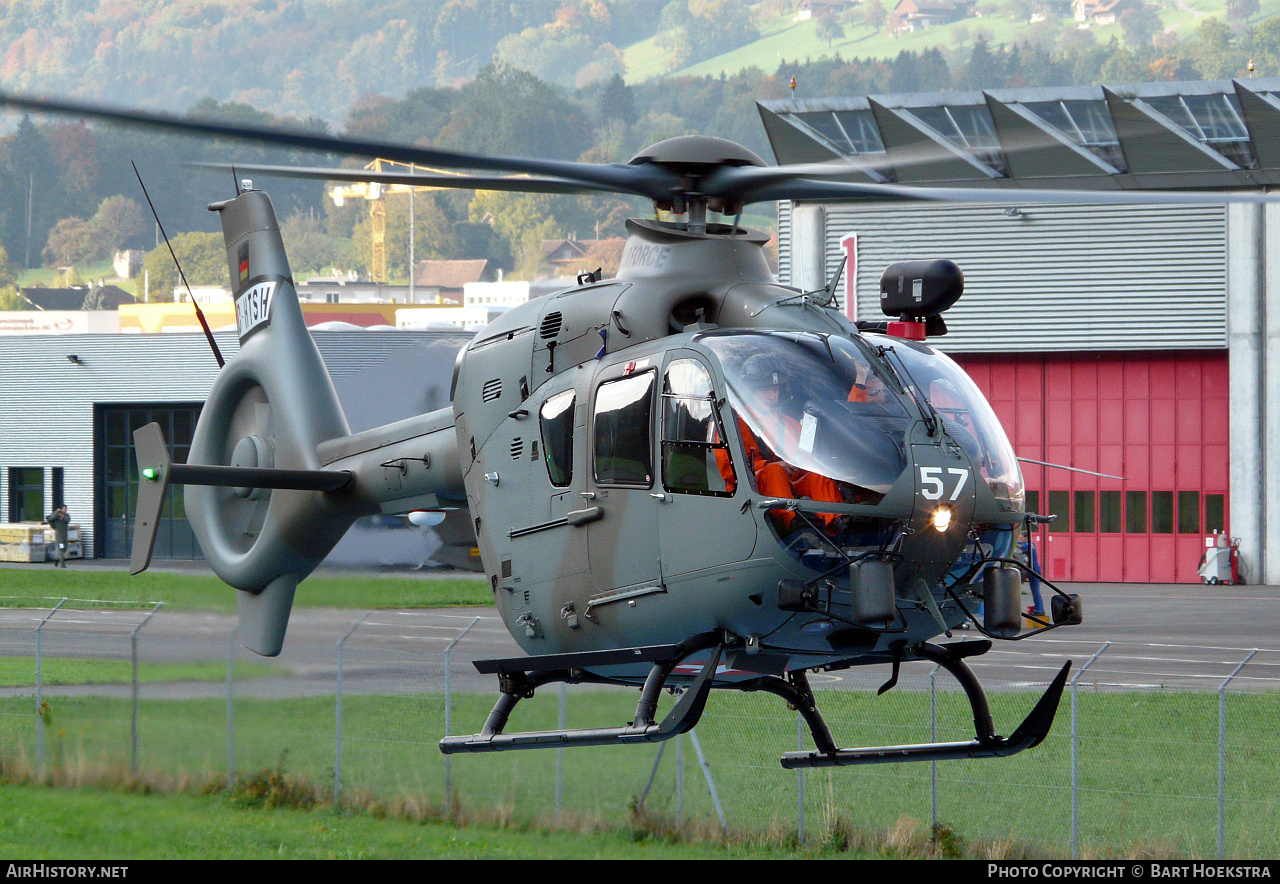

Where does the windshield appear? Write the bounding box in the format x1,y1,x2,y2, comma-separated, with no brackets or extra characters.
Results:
881,338,1025,510
701,331,911,505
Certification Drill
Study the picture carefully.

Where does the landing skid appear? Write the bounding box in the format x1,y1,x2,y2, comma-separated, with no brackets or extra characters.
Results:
775,640,1071,769
439,635,1071,768
439,632,722,754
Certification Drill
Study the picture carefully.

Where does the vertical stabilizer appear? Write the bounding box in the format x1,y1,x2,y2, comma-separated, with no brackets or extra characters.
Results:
187,188,371,654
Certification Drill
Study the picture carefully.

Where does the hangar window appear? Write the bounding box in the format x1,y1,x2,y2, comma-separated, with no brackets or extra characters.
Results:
1178,491,1200,535
1126,491,1148,534
1020,99,1125,171
1205,494,1225,534
1048,490,1070,532
1074,490,1095,534
7,467,43,523
909,104,1007,174
1143,93,1255,169
1099,490,1121,533
1151,491,1175,534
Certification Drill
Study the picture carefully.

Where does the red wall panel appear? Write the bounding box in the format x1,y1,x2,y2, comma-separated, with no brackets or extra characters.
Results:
953,351,1228,584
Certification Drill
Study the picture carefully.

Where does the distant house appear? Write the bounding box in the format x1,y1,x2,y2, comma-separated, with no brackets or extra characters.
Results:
892,0,974,29
112,250,145,279
1073,0,1140,23
19,284,136,312
412,259,496,304
796,0,858,19
541,237,626,276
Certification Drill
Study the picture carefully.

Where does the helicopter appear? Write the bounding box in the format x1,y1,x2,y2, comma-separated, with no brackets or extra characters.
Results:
3,91,1273,769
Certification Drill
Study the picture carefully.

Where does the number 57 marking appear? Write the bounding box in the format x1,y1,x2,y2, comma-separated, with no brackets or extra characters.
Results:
919,466,970,501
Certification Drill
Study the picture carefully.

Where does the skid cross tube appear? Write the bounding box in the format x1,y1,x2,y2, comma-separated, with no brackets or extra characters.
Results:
439,632,722,754
778,641,1072,769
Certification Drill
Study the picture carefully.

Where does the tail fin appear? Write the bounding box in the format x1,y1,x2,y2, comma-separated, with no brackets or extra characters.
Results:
188,189,366,654
137,186,468,655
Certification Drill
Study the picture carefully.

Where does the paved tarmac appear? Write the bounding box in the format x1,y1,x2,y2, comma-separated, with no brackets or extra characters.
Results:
2,560,1277,699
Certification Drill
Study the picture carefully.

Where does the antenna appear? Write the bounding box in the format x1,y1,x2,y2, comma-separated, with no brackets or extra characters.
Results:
131,162,224,368
823,255,847,310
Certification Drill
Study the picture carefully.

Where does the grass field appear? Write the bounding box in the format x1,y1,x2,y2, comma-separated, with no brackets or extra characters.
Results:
0,656,277,688
0,781,834,860
2,683,1277,858
2,572,1276,858
622,1,1280,85
0,565,494,612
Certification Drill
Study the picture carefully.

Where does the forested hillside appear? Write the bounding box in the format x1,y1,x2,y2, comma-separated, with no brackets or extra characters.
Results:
2,0,1279,294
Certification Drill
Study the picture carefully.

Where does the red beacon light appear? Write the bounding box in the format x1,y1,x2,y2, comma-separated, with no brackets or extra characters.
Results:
879,259,963,341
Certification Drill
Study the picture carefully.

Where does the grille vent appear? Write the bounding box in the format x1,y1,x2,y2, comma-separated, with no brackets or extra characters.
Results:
482,378,502,402
540,311,563,340
510,437,524,460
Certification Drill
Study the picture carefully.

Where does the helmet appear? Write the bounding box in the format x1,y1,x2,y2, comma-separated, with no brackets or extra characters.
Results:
741,354,780,389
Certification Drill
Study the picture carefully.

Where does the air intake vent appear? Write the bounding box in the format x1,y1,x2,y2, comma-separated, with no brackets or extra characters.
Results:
510,437,524,460
540,311,563,340
482,378,502,402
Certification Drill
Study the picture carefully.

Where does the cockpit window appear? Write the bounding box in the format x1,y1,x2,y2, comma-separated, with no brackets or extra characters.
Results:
700,331,911,508
661,358,734,496
886,341,1025,510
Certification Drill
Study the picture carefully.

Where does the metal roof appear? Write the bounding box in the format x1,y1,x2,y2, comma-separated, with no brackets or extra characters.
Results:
757,79,1280,191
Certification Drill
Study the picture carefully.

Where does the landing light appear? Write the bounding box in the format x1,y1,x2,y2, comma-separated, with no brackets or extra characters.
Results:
931,505,953,532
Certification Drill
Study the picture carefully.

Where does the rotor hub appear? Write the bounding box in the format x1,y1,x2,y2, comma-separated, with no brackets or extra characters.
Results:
628,135,767,172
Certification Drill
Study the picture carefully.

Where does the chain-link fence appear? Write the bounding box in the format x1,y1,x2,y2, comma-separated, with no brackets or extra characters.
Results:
1,600,1277,858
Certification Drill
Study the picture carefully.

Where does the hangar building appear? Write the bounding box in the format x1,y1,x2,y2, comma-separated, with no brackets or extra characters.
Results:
0,330,471,564
758,78,1280,585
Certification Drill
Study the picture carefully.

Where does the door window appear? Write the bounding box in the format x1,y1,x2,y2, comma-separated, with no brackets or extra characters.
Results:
593,371,655,487
539,390,575,488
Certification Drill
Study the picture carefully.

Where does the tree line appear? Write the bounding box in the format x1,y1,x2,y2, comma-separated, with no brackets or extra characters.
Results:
2,10,1278,299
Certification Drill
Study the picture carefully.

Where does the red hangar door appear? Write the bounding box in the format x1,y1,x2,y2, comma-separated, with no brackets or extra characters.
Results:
953,352,1229,584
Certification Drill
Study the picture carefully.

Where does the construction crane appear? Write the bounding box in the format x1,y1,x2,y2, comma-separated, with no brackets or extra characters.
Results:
328,158,425,286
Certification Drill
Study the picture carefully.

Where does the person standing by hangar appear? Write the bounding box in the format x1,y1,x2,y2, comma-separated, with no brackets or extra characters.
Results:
45,504,70,568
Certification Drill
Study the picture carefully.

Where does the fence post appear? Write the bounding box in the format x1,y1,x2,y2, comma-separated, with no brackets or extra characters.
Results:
226,629,236,789
797,712,805,843
639,742,665,811
34,598,67,779
1218,649,1258,860
689,730,726,831
442,616,480,815
557,682,566,816
335,612,371,804
930,663,940,831
129,602,163,776
676,732,684,820
1071,641,1110,859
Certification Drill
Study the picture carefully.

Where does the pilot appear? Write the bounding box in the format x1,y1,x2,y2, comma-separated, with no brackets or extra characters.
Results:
737,354,841,531
847,353,874,403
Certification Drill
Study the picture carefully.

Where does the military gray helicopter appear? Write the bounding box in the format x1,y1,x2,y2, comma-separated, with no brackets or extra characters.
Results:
4,91,1266,769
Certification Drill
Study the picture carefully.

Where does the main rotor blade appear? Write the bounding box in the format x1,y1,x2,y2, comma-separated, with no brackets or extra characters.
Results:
0,91,675,200
190,161,616,196
735,175,1280,207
